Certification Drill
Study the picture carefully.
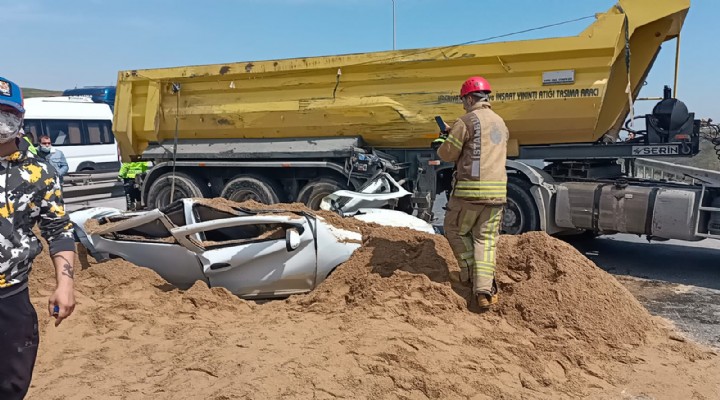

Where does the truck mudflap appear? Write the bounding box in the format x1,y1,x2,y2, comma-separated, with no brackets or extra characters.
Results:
554,181,705,241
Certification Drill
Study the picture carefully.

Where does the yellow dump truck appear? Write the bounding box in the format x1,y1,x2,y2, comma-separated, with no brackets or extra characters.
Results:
113,0,720,241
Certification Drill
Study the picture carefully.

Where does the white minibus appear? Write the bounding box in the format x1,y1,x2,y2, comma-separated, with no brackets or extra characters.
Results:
23,96,120,172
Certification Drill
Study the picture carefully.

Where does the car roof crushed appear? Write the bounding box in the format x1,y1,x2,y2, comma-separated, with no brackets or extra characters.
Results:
86,198,315,244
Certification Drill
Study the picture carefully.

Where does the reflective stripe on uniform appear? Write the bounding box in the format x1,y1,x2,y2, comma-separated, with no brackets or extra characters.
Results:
471,207,502,279
453,190,506,199
474,261,495,277
483,207,503,265
453,181,507,199
455,181,506,187
446,135,463,149
125,170,144,178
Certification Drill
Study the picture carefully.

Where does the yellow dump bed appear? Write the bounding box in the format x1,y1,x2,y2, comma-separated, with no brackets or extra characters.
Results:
113,0,689,160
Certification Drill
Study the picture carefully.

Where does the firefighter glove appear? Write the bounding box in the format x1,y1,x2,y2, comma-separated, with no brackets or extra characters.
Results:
431,132,448,150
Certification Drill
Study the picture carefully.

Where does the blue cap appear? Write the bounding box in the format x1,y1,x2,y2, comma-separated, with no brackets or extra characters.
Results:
0,76,25,114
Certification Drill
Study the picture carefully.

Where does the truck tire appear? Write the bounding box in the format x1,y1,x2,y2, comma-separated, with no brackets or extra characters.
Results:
146,172,208,209
504,176,541,235
221,175,282,204
297,177,348,210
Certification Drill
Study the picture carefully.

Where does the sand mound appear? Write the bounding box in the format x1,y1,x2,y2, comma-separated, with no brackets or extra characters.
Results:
291,226,465,317
496,233,657,349
24,204,720,399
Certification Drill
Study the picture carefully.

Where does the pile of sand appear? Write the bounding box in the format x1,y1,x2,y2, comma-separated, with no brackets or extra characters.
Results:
25,202,720,399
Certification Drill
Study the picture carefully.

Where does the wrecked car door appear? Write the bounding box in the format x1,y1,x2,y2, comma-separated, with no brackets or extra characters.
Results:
171,215,318,298
88,209,208,289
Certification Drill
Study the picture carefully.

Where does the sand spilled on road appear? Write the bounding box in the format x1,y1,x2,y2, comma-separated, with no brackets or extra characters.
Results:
25,202,720,400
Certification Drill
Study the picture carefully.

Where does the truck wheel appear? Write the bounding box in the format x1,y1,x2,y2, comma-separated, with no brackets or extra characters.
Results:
297,177,348,210
503,176,540,235
146,172,208,209
221,175,282,204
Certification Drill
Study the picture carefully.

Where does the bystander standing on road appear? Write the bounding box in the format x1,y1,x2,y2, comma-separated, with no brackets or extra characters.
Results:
36,135,69,183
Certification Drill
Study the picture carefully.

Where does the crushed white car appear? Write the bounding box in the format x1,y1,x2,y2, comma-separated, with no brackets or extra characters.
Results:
71,191,434,299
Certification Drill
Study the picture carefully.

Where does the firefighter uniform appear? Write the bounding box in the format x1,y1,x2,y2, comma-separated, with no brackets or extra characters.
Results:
436,85,509,307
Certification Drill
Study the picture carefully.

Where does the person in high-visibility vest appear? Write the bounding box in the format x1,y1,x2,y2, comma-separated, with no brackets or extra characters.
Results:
19,129,37,155
118,161,149,211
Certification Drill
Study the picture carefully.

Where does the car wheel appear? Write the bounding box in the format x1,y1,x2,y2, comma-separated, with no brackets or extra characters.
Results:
502,176,541,235
146,171,208,209
297,177,349,210
221,175,282,204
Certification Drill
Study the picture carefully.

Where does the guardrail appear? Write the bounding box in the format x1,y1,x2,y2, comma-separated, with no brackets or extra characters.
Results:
626,158,720,185
63,171,124,204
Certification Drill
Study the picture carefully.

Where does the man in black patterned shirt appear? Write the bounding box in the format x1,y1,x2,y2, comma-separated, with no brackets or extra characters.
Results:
0,76,77,400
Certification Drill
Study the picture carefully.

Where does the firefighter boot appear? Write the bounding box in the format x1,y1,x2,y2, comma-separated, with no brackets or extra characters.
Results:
475,279,499,309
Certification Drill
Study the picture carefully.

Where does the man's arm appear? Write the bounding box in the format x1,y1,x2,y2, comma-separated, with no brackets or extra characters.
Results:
437,119,467,163
56,151,69,176
38,174,76,326
49,251,75,326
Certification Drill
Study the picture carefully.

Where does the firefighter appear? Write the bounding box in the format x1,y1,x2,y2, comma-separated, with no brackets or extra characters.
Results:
433,76,509,309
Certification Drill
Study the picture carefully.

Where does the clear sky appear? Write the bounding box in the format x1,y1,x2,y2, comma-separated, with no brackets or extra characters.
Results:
3,0,718,118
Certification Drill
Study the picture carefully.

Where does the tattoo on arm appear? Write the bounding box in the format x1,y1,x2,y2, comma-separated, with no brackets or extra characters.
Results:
53,255,75,279
62,263,74,279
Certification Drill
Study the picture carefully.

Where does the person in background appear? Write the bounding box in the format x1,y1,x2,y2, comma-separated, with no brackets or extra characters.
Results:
17,128,37,156
118,161,149,211
0,76,77,399
37,135,69,180
433,76,509,310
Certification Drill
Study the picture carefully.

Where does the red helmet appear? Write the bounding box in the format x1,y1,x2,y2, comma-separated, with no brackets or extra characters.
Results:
460,76,492,97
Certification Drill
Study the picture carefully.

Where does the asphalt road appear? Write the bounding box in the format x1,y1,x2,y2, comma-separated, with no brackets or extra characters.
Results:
66,195,127,213
68,195,720,349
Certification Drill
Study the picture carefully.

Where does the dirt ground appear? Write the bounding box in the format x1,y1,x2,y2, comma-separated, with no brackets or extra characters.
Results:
25,204,720,400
